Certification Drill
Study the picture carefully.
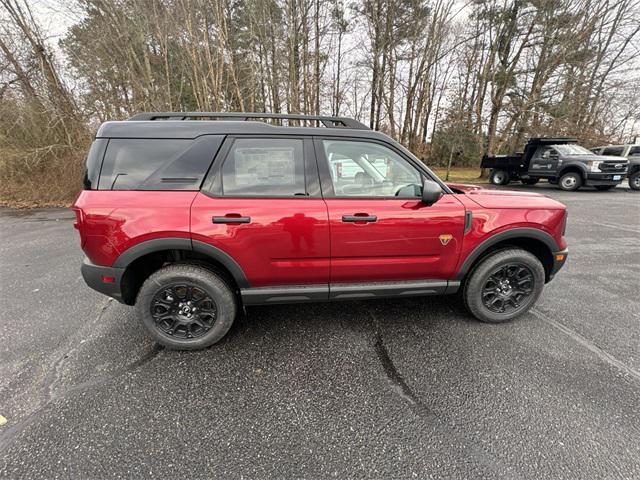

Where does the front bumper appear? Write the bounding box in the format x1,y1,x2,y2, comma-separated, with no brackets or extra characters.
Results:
585,172,626,186
81,257,126,303
548,249,568,280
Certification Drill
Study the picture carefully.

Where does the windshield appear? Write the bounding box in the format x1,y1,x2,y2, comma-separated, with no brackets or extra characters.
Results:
552,144,593,155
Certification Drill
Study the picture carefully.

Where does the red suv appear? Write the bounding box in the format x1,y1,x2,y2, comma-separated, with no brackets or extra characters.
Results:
73,112,568,350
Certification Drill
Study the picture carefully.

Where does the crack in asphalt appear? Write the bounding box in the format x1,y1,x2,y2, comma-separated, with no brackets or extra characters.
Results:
373,330,424,409
531,308,640,382
0,344,164,454
0,296,164,455
365,305,523,479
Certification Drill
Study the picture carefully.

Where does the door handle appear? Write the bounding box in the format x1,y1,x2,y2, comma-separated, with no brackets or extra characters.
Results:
342,214,377,223
212,215,251,224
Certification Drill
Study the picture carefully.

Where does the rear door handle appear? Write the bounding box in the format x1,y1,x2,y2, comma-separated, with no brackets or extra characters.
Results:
342,214,377,223
212,215,251,224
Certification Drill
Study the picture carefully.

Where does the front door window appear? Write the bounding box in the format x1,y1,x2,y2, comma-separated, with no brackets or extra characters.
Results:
321,140,422,197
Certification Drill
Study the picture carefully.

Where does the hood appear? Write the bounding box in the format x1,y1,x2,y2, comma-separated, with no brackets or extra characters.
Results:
562,154,628,163
446,183,565,209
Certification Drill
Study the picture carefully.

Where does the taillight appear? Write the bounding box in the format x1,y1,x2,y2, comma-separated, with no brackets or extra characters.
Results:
72,207,86,247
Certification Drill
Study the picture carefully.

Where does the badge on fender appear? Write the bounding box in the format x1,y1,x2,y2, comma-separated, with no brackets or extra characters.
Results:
439,234,453,246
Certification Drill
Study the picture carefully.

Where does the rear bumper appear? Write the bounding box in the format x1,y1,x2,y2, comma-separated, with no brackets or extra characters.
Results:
585,172,626,185
81,257,126,303
548,249,568,280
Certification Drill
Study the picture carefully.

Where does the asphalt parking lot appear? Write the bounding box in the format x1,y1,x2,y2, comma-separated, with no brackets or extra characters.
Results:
1,183,639,479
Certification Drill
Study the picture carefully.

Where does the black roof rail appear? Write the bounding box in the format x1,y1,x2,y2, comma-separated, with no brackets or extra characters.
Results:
128,112,370,130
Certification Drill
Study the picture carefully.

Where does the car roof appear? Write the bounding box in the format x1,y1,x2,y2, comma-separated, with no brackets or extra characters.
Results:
96,120,397,141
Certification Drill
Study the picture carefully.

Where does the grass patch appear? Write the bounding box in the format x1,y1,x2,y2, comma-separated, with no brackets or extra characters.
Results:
430,167,487,183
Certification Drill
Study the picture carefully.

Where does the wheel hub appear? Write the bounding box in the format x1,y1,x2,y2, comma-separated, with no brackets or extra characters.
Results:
496,279,513,296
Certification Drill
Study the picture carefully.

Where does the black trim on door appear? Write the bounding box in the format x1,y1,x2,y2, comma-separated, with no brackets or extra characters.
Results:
240,279,461,305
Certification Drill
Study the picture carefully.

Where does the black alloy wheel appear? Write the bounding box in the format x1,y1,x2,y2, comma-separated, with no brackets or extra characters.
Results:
151,284,218,339
481,264,534,314
137,263,237,350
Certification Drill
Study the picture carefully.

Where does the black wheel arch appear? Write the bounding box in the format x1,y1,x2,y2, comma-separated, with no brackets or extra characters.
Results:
114,238,249,305
456,228,559,283
558,163,588,179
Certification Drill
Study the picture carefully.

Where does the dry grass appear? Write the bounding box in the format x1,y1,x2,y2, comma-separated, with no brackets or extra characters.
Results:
0,150,85,208
430,167,487,184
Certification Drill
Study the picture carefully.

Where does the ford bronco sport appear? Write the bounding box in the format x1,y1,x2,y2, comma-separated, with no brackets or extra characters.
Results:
73,112,568,350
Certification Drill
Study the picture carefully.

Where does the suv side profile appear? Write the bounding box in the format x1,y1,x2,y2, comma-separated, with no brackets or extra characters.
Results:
73,112,568,350
590,144,640,190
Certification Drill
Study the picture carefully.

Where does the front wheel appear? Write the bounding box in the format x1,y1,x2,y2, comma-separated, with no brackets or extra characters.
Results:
463,248,545,323
629,171,640,191
559,172,582,191
490,169,510,186
137,264,237,350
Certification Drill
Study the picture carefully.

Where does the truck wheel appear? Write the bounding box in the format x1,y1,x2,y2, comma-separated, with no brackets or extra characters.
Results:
594,185,615,191
559,172,582,191
463,248,545,323
490,169,510,185
522,178,539,185
629,171,640,191
136,264,237,350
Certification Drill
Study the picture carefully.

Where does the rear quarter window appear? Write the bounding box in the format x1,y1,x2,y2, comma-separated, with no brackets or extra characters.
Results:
98,136,223,190
83,139,107,190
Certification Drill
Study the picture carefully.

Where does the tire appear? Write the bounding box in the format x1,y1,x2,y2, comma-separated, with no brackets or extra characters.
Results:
463,248,545,324
594,185,615,191
521,178,539,185
629,171,640,191
559,172,582,191
136,264,237,350
490,169,510,186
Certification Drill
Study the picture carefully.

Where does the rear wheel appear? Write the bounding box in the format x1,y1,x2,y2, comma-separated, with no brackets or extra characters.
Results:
595,185,615,191
490,169,510,186
463,248,545,323
521,178,539,185
629,171,640,191
137,264,237,350
559,172,582,191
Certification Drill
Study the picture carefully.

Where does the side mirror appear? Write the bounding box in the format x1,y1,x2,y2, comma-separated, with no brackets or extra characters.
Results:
421,179,443,206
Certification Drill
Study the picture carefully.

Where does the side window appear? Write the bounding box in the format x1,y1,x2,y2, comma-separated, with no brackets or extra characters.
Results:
99,136,222,190
628,146,640,156
536,147,553,159
84,138,107,190
603,146,624,156
321,140,421,197
220,138,306,196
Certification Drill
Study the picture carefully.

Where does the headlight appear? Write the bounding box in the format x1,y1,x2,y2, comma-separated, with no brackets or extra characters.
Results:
587,161,602,172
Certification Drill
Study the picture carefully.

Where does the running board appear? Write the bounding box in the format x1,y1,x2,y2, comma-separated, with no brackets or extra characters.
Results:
241,280,460,305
